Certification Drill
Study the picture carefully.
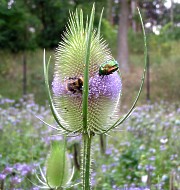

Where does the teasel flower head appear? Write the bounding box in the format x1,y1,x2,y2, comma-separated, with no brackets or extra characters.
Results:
44,7,146,136
51,8,122,135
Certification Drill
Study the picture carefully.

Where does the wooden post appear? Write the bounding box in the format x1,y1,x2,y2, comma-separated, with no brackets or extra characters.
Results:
146,53,150,101
22,51,27,95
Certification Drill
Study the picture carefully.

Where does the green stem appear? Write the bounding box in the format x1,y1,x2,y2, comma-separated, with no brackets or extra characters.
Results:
82,5,95,133
82,133,93,190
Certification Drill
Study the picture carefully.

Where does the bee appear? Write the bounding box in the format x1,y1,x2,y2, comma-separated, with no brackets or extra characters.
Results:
99,60,119,76
66,77,83,94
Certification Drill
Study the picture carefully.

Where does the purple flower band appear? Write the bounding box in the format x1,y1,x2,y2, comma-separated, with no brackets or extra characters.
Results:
52,72,122,99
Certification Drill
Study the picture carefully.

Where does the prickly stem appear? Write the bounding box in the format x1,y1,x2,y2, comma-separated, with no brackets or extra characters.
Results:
81,133,93,190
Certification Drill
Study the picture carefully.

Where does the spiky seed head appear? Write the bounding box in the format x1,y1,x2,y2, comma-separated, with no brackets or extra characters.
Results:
52,9,122,134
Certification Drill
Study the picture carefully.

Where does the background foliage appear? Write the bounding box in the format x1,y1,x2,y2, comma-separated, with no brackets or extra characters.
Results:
0,0,180,104
0,0,180,189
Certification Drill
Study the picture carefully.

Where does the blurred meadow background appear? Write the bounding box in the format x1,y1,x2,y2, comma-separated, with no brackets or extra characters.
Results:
0,0,180,189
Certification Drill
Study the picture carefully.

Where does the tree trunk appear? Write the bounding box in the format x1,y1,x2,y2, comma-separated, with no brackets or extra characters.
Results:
22,51,27,95
23,24,27,96
131,0,136,32
146,53,150,101
117,0,129,73
170,0,174,28
106,0,113,25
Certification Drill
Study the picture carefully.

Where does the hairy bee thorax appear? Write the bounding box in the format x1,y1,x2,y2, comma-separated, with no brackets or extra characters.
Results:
65,77,83,94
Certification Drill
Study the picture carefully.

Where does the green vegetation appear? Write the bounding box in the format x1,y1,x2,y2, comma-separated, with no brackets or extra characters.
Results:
0,1,180,190
0,37,180,105
0,98,179,189
0,0,180,105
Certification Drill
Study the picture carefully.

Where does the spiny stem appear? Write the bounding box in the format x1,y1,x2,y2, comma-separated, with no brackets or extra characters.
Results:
82,133,93,190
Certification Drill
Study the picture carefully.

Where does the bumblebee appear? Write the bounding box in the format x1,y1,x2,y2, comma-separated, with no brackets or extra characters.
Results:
99,60,119,76
66,77,83,94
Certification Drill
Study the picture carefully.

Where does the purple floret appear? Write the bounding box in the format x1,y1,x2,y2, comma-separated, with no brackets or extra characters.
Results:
52,76,67,96
3,166,13,174
10,176,22,184
52,72,122,99
0,173,6,180
89,73,122,99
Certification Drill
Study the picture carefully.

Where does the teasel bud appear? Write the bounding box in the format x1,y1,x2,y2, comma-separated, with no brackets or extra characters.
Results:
52,9,122,135
46,141,73,188
34,141,75,189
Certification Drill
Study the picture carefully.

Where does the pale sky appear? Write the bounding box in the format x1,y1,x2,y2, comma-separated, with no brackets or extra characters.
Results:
146,0,180,35
164,0,180,8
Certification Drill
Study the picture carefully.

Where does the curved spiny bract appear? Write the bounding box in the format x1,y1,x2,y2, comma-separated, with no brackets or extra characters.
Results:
101,7,147,135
